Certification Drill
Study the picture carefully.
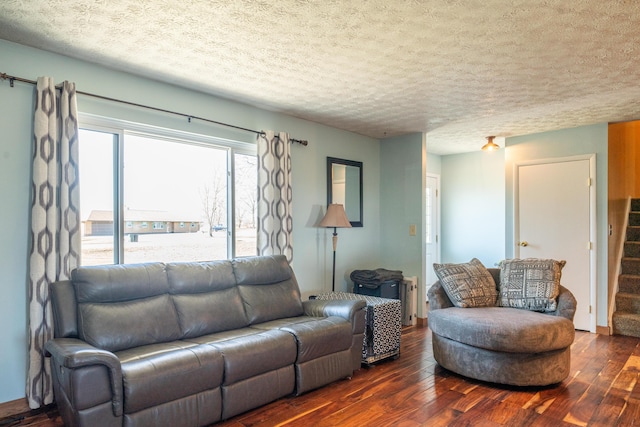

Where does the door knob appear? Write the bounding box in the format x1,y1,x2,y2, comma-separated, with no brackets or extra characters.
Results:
519,241,528,247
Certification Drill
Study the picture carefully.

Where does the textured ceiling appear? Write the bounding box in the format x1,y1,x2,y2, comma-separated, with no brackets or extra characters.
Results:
1,0,640,154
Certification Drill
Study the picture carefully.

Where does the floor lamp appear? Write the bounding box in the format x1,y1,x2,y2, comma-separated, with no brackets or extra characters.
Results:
319,204,352,292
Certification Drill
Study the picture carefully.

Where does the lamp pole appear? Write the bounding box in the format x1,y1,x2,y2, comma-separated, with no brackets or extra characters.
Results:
331,227,337,291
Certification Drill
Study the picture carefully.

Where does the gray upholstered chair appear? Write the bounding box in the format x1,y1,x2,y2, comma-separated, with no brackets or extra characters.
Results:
428,267,576,386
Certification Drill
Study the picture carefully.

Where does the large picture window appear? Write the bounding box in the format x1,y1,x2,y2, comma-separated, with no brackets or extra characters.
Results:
79,123,256,266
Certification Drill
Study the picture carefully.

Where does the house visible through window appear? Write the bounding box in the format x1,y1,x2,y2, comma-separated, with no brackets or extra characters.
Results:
78,123,257,266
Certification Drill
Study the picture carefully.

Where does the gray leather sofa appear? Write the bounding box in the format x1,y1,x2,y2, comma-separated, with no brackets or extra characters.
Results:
45,255,366,427
428,268,577,386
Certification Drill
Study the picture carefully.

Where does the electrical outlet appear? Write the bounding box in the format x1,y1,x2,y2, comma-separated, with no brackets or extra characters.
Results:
409,224,417,236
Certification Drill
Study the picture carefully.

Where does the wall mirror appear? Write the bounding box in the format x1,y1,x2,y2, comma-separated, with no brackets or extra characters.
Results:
327,157,363,227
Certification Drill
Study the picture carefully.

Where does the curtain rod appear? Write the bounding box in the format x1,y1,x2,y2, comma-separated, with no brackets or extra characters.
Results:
0,72,309,146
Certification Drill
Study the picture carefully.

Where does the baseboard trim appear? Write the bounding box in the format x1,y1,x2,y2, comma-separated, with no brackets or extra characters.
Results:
0,397,29,419
596,325,610,335
417,317,428,327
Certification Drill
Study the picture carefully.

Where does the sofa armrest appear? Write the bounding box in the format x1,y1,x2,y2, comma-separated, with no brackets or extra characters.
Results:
427,281,454,311
553,285,577,321
303,299,366,335
45,338,123,417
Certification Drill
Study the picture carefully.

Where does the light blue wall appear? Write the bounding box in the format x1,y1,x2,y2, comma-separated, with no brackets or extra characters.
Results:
380,132,427,317
426,152,442,175
380,133,424,279
0,39,382,403
440,150,506,267
505,124,608,326
0,60,33,409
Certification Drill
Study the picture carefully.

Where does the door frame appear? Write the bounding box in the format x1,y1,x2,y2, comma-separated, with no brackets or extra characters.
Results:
425,173,441,290
421,172,441,320
513,154,597,332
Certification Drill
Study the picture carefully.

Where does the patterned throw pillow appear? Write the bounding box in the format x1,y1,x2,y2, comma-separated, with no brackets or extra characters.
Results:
432,258,498,308
499,258,566,312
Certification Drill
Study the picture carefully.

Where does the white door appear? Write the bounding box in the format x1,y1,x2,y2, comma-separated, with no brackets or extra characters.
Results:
516,157,594,331
426,174,440,297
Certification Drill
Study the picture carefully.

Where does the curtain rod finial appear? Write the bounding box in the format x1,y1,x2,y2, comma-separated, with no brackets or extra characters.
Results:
0,73,13,87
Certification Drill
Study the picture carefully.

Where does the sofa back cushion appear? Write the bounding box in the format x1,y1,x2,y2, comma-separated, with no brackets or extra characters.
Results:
50,280,79,338
233,255,304,324
72,263,181,352
167,260,249,337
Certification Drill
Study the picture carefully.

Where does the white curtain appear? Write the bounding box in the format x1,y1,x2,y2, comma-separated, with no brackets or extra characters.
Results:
257,131,293,262
27,77,80,408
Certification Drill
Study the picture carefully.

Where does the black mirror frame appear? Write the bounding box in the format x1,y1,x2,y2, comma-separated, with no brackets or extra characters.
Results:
326,157,363,227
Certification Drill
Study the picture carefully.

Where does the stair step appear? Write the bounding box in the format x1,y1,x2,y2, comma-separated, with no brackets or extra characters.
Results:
615,292,640,313
630,212,640,227
614,201,640,338
612,311,640,338
626,226,640,242
621,257,640,275
619,274,640,294
625,242,640,258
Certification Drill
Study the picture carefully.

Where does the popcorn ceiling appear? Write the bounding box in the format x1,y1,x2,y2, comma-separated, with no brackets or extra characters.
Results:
2,0,640,154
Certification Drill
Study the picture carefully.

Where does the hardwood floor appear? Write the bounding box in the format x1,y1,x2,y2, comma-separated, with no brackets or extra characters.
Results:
3,326,639,426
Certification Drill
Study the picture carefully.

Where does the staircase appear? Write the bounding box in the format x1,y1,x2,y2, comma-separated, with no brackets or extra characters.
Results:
612,198,640,337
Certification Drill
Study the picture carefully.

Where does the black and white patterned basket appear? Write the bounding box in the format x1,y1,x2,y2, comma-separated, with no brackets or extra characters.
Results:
314,292,402,364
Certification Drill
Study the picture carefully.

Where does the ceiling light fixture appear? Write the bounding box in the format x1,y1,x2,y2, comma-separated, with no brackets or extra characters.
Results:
482,135,499,151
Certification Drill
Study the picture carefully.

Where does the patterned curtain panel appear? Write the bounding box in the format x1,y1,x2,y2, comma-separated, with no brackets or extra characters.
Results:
257,131,293,262
27,77,80,409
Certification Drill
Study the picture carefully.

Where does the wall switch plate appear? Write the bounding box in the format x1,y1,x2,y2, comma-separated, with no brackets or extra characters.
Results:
409,224,417,236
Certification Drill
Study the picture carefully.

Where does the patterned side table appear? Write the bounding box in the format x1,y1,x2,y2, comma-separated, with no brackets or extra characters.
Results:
313,292,402,365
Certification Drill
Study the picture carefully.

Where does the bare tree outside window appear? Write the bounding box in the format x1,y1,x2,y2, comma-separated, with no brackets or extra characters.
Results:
200,168,227,237
234,153,257,256
235,154,257,229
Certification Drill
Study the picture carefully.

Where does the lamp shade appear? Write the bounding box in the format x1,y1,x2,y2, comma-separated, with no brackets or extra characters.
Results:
319,204,352,228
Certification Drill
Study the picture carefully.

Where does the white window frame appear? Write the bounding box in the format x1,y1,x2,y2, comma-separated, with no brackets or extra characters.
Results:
79,113,256,264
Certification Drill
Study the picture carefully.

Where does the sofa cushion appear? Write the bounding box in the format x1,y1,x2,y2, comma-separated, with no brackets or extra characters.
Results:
166,260,236,292
117,342,224,414
72,262,182,351
234,255,304,323
499,258,565,312
172,289,248,338
184,327,268,344
72,262,169,303
232,255,292,285
167,261,248,337
277,317,353,363
205,329,297,385
429,306,575,353
78,294,182,352
432,258,497,308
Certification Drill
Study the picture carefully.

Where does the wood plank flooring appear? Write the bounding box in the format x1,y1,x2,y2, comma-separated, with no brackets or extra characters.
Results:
2,326,639,426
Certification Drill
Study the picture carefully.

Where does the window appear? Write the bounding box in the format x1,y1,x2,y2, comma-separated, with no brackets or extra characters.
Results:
79,130,115,266
79,121,257,266
234,153,257,257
